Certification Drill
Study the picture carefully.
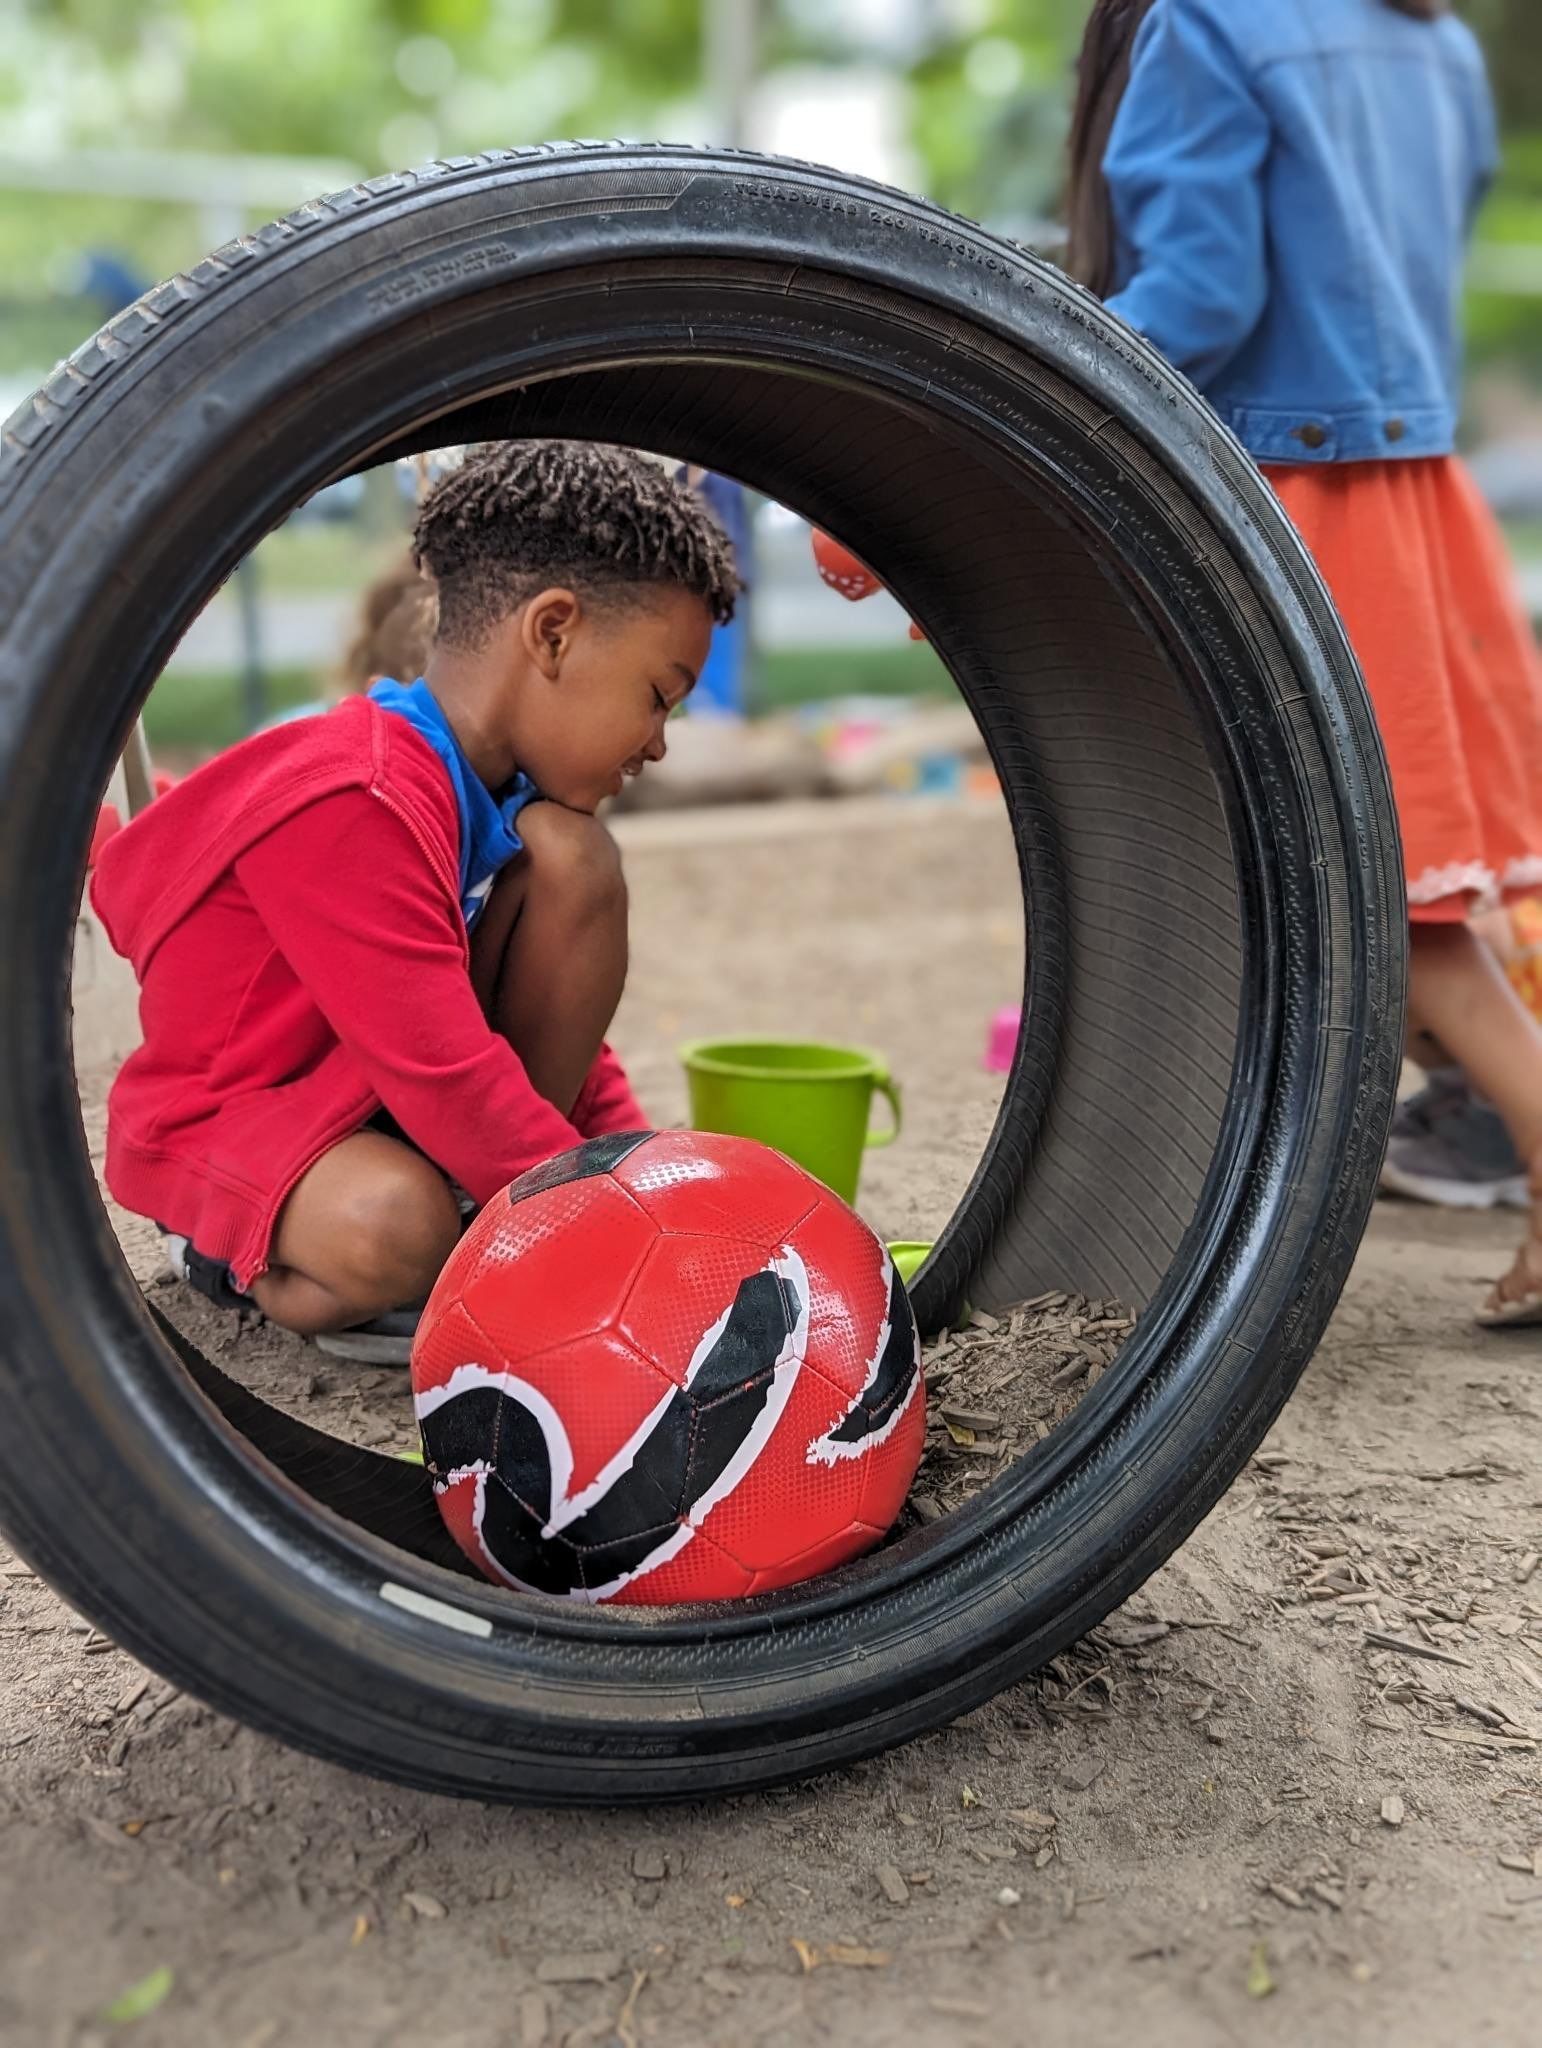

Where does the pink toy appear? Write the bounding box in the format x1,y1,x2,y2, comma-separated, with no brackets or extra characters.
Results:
984,1006,1021,1074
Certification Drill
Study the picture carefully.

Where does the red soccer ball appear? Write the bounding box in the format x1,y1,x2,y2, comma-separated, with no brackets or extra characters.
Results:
410,1130,925,1604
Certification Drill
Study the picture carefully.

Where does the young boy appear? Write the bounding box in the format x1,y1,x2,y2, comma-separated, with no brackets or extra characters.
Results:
93,441,739,1363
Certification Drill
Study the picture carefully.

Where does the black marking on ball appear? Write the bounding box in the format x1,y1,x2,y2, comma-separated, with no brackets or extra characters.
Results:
817,1260,921,1453
506,1130,655,1206
419,1265,804,1597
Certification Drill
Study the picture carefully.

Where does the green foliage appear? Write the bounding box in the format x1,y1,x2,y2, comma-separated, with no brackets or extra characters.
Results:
907,0,1085,233
145,666,321,752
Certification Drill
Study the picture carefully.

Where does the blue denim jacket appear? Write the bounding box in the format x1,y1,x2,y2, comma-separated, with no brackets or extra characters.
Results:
1103,0,1497,464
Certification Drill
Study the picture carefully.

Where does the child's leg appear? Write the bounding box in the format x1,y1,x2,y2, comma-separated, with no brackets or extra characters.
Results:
249,1128,462,1336
1408,922,1542,1315
470,801,628,1118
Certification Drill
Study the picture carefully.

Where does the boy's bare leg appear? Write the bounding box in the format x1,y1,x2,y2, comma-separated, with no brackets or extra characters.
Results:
248,1130,461,1336
470,802,628,1117
1408,922,1542,1316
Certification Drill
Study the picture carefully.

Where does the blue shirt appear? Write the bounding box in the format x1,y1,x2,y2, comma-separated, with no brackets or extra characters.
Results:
1103,0,1498,464
368,678,538,929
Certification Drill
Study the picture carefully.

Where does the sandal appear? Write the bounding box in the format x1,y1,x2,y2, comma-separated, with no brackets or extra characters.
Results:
1477,1236,1542,1329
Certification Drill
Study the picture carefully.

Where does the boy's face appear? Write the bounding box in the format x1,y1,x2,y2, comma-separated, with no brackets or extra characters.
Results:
511,583,713,813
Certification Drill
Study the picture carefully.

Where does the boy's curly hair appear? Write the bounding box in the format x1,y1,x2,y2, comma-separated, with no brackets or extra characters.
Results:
412,440,741,648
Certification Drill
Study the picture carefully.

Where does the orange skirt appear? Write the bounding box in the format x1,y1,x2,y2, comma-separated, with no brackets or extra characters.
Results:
1263,457,1542,922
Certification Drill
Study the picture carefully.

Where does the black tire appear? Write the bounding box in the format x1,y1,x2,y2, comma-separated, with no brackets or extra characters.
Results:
0,145,1404,1803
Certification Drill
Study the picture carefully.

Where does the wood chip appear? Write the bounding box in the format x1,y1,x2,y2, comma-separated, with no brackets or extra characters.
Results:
1049,1358,1091,1392
938,1405,1002,1433
875,1864,910,1905
1364,1631,1474,1669
1425,1727,1537,1753
1509,1656,1542,1699
1380,1795,1406,1828
792,1940,889,1971
1098,1617,1171,1650
1517,1554,1541,1587
1454,1696,1509,1732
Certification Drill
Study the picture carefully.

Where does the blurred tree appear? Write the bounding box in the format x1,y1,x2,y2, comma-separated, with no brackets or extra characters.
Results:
1469,1,1542,142
905,0,1083,236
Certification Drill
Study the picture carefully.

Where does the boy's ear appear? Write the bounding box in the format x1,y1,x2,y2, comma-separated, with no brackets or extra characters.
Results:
521,588,582,678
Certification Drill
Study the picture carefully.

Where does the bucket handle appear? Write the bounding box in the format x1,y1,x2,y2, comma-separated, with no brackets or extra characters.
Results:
865,1064,903,1150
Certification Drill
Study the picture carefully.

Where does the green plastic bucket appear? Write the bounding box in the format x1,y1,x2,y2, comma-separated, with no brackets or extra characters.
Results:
885,1240,934,1287
680,1037,902,1206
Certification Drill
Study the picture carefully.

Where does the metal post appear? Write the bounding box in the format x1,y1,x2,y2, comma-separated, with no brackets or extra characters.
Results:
119,721,157,818
233,555,267,734
701,2,764,713
704,0,761,148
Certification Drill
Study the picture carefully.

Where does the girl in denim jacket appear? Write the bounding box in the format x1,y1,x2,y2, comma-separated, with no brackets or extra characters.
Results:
1070,0,1542,1324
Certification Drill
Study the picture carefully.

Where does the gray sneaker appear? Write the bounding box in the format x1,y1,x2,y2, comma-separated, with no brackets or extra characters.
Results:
1381,1069,1529,1211
314,1307,422,1367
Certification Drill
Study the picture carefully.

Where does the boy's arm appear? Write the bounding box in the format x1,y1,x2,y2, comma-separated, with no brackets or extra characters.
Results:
1102,0,1271,388
236,789,581,1201
572,1043,648,1138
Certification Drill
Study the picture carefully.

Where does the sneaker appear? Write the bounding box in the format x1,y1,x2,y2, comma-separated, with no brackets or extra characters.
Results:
162,1227,420,1365
1380,1069,1529,1211
313,1308,421,1367
159,1228,251,1312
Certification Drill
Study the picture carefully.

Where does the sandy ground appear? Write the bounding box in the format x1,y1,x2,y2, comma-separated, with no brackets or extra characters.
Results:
6,798,1542,2048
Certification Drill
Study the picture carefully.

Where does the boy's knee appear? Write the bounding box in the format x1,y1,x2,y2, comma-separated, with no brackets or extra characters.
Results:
338,1160,460,1303
520,802,625,921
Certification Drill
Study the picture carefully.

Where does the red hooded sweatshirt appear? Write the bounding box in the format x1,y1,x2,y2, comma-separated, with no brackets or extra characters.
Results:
90,695,643,1289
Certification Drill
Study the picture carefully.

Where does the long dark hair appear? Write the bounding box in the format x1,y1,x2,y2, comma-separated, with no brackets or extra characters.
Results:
1065,0,1451,298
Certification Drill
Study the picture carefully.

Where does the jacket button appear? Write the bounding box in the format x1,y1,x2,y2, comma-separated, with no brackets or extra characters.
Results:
1297,423,1328,450
1385,418,1407,443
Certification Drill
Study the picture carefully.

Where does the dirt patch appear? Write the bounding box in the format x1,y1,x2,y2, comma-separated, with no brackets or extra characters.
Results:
908,1294,1135,1524
8,799,1542,2047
